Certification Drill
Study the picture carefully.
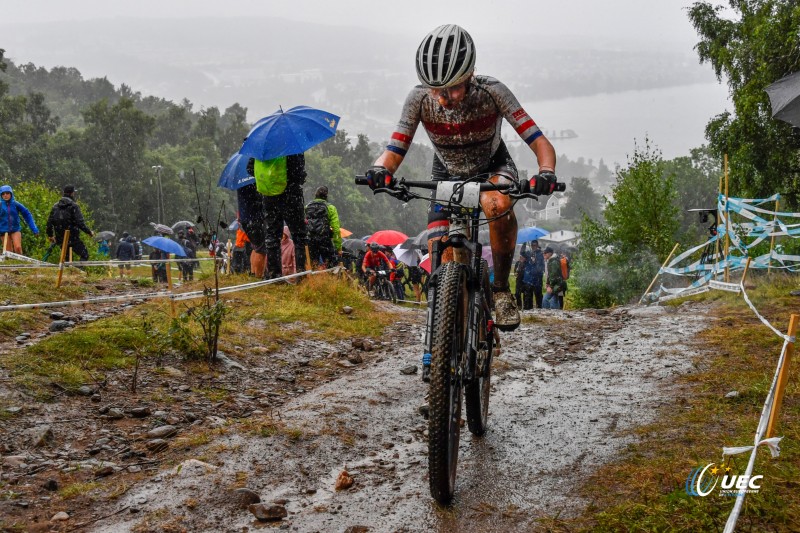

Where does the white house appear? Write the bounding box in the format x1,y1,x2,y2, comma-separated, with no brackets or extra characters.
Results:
527,195,562,222
540,229,581,248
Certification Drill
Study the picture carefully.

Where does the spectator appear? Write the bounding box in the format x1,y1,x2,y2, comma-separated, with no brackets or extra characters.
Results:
305,186,342,269
0,185,39,255
46,185,93,262
529,240,545,308
249,154,308,279
237,184,268,278
178,230,197,281
232,226,251,274
514,249,528,308
517,249,538,310
543,246,565,310
116,232,135,278
281,226,296,278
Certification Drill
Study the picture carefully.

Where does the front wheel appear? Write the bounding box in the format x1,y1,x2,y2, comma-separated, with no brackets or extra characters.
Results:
428,261,468,504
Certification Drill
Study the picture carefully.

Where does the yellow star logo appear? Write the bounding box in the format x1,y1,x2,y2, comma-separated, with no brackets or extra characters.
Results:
725,466,733,474
710,466,720,475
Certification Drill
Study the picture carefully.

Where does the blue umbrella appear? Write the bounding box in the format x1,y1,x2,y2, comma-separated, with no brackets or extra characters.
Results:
217,153,255,190
239,106,340,161
143,236,186,257
516,226,549,244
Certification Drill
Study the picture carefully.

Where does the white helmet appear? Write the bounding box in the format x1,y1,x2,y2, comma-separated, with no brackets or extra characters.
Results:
416,24,476,88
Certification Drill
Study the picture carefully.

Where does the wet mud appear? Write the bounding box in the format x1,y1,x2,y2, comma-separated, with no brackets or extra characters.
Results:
94,301,710,532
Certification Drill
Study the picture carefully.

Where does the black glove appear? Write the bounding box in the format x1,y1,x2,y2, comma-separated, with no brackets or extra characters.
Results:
529,171,558,195
365,166,395,190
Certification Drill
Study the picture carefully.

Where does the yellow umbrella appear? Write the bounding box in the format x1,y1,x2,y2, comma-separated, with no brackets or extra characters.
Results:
340,228,353,238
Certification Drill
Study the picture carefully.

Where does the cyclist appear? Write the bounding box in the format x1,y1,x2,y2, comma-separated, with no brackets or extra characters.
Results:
364,24,559,332
362,242,391,293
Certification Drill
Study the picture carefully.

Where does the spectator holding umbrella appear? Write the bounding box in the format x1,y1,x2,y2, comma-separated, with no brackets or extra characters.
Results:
0,184,39,255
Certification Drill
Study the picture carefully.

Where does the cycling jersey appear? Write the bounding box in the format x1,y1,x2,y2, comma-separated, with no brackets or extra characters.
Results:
362,250,390,270
387,75,542,178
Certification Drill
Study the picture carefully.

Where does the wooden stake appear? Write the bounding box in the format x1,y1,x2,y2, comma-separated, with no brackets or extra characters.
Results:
715,174,723,278
766,314,799,438
639,242,680,304
2,232,8,255
166,256,176,318
724,154,731,283
305,244,312,272
768,198,779,275
740,257,752,287
56,230,70,288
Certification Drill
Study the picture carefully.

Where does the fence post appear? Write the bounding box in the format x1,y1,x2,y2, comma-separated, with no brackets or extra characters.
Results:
2,232,8,256
639,242,680,304
723,154,731,283
766,314,799,438
56,230,70,288
166,258,176,318
768,197,779,275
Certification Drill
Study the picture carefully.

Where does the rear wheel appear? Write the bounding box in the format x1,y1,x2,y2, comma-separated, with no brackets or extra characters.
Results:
428,262,468,504
465,259,493,435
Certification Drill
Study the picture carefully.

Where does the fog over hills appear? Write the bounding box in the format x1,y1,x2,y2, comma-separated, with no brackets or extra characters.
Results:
2,16,715,143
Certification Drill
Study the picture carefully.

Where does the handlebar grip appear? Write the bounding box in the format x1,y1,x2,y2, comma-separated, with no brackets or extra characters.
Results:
554,182,566,192
355,176,369,186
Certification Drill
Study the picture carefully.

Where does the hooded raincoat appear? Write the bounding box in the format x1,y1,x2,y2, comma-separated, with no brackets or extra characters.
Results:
0,185,39,235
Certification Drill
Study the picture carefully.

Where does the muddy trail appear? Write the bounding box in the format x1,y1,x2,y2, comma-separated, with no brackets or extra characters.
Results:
74,300,710,533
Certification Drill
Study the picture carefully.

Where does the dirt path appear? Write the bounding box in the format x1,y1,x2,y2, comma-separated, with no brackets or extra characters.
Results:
88,300,710,532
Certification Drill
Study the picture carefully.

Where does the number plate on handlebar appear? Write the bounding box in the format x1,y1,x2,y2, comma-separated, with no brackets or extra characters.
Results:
434,182,481,213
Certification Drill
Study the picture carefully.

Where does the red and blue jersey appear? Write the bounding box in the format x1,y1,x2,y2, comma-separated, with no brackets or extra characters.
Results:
386,75,543,177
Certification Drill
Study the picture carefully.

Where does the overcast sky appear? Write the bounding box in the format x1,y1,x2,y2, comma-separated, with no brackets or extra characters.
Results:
2,0,705,50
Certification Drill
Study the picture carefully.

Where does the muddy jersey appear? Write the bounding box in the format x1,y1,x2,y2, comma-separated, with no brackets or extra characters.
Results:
387,75,542,177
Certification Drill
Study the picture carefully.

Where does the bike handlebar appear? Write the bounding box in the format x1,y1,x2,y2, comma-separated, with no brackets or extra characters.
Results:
355,175,564,198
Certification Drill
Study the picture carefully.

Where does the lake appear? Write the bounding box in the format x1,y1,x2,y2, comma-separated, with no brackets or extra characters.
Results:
520,82,731,168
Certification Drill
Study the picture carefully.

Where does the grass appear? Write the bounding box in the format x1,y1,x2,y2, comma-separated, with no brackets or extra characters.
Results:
2,272,394,397
59,481,101,500
543,272,800,531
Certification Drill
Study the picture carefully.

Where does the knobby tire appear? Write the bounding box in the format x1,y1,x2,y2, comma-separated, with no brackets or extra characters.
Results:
428,261,467,504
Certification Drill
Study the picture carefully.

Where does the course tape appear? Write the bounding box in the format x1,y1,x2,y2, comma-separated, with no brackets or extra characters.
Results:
722,335,793,533
0,256,217,269
0,268,337,312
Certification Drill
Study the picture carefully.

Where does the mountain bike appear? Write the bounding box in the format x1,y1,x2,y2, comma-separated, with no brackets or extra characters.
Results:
370,268,397,304
356,173,552,504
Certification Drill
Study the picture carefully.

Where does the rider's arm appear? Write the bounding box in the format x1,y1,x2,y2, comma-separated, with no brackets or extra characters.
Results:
373,88,424,174
529,135,556,174
362,252,371,272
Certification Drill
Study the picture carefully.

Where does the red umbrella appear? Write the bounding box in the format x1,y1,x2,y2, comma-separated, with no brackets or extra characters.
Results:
419,253,431,274
366,230,408,247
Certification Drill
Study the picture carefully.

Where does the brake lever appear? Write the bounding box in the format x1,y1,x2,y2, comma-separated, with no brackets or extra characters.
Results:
374,187,412,203
509,192,539,201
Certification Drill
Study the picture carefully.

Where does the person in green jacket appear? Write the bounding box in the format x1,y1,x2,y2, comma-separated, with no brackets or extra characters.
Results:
542,246,565,310
305,186,342,268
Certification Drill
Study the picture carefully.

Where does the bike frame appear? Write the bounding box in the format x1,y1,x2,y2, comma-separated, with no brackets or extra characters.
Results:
424,181,493,384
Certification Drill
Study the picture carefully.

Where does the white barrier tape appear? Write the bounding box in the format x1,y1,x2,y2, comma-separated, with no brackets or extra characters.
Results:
0,267,340,312
0,257,217,269
170,268,336,302
723,336,793,533
709,280,742,293
723,437,782,459
739,281,793,342
0,291,172,311
657,285,710,302
1,251,50,265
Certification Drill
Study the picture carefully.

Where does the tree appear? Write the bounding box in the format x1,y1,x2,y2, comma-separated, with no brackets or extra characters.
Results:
689,0,800,207
605,138,679,258
561,177,604,221
80,98,156,230
664,145,720,245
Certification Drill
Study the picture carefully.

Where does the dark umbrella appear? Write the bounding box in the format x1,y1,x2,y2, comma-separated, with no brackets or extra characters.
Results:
239,106,340,161
399,229,429,250
217,153,255,190
171,220,195,233
142,236,186,257
149,222,174,235
765,71,800,127
342,238,367,253
94,230,115,242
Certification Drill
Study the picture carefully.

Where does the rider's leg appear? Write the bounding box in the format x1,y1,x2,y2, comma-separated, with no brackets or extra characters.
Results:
480,174,521,331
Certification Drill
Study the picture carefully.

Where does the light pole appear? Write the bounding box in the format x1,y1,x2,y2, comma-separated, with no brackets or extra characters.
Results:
151,165,164,223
